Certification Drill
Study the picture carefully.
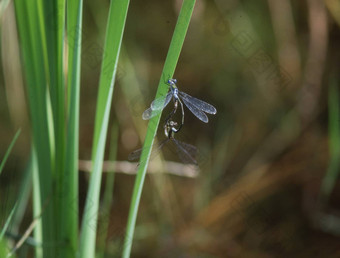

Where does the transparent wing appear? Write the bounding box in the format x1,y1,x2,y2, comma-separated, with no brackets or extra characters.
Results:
142,107,159,120
150,91,172,110
172,138,198,165
127,148,143,161
179,91,217,114
142,92,172,120
128,139,168,162
180,97,209,123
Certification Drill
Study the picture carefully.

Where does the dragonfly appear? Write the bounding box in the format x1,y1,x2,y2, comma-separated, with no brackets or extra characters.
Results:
142,79,217,124
128,120,198,165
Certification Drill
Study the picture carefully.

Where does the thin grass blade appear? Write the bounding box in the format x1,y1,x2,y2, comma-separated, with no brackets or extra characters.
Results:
0,203,17,240
14,1,55,255
0,129,20,175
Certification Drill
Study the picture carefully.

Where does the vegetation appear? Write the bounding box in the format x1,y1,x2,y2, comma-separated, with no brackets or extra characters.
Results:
0,0,340,257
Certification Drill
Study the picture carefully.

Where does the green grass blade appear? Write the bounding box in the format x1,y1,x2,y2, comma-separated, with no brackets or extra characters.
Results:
14,1,55,256
56,1,83,257
79,1,130,257
43,1,67,234
0,129,20,175
122,1,196,257
43,0,66,137
0,203,17,240
31,146,43,258
320,76,340,202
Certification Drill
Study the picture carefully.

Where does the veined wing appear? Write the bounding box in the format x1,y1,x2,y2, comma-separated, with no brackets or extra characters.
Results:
172,138,198,165
180,97,209,123
128,139,169,164
150,91,172,110
179,91,217,114
142,92,172,120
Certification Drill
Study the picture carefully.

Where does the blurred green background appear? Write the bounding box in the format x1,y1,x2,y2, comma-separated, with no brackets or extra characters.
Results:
1,0,340,257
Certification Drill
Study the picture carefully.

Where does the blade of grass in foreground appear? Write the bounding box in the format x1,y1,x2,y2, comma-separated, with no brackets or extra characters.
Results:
43,2,67,249
122,1,196,257
78,1,130,257
58,0,82,257
14,1,55,256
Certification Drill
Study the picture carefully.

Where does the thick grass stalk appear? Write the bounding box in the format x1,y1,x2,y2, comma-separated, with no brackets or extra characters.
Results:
14,1,55,256
78,1,130,257
43,1,67,240
122,1,196,257
41,2,66,183
57,0,83,257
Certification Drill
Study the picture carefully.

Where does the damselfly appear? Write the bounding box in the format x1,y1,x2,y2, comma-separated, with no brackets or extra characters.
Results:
142,79,217,124
128,120,198,165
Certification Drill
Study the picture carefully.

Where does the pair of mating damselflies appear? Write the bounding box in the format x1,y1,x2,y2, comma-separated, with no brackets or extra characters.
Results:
142,79,217,124
129,78,217,165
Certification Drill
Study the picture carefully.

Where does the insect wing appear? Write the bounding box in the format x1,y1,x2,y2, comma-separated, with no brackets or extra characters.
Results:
172,138,198,165
128,139,169,164
142,107,159,120
143,92,172,120
181,97,209,123
150,91,172,110
128,148,143,161
179,91,217,114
